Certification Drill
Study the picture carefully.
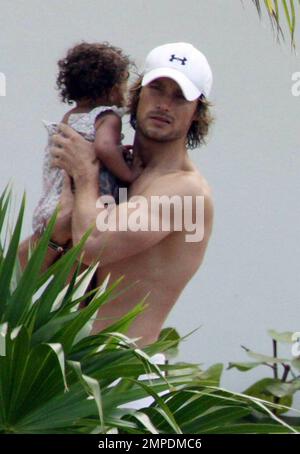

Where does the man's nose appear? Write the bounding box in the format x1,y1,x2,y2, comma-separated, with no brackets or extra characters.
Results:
156,94,172,111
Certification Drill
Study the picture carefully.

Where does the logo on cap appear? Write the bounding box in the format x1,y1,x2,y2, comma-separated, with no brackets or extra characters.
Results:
169,54,187,66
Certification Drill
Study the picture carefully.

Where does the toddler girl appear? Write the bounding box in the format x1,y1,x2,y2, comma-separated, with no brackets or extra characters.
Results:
33,41,139,234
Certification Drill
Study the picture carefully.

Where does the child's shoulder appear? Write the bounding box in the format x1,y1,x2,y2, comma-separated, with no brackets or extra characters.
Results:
61,111,73,124
66,105,124,126
89,105,125,123
61,106,84,124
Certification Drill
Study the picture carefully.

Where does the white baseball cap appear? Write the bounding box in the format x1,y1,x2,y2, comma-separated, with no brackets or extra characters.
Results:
141,42,213,101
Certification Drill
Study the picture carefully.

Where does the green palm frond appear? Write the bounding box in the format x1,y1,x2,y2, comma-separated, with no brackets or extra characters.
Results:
251,0,299,48
0,189,299,433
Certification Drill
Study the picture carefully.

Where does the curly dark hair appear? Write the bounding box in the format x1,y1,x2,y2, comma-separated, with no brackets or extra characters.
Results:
56,42,132,105
128,76,214,149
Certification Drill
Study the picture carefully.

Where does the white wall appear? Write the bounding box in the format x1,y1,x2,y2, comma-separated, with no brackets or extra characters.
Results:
0,0,299,396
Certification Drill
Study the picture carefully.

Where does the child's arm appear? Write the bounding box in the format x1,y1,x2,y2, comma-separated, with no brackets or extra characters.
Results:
94,112,138,183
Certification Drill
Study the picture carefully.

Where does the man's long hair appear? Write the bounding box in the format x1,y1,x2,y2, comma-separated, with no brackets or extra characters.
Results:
127,76,214,149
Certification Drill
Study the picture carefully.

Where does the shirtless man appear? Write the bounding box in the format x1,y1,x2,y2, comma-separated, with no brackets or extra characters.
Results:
19,42,214,348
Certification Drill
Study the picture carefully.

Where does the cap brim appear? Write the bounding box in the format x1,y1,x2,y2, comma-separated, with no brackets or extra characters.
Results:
141,67,201,101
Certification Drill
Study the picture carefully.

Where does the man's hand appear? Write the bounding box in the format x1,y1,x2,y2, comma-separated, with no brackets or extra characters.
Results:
123,145,144,180
49,171,74,245
51,123,99,184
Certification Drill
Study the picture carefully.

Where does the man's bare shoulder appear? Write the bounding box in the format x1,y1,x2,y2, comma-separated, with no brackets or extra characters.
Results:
140,167,214,229
144,167,213,200
173,169,214,235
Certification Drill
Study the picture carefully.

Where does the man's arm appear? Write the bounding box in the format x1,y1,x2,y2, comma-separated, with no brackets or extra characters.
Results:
19,172,74,271
50,123,212,267
71,171,208,267
18,233,62,271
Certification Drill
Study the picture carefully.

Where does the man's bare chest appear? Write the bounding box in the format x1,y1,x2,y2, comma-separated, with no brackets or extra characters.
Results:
128,171,158,197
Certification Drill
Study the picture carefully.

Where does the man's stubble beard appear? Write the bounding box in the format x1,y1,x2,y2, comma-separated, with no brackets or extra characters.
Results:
136,119,182,144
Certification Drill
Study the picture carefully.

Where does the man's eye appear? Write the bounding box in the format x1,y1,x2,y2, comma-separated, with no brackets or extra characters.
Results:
175,92,185,100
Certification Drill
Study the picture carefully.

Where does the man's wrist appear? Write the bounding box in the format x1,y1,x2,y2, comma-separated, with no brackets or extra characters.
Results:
50,225,71,248
48,238,70,255
74,171,99,189
73,173,100,200
48,239,65,255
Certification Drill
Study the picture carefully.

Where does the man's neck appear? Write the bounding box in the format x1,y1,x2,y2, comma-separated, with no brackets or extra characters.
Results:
133,132,189,173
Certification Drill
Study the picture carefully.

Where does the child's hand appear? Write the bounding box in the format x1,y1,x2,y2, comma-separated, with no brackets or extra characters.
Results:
122,145,134,164
130,150,144,180
120,145,143,181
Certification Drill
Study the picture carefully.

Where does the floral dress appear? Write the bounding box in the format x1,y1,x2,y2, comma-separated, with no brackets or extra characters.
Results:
32,106,130,234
